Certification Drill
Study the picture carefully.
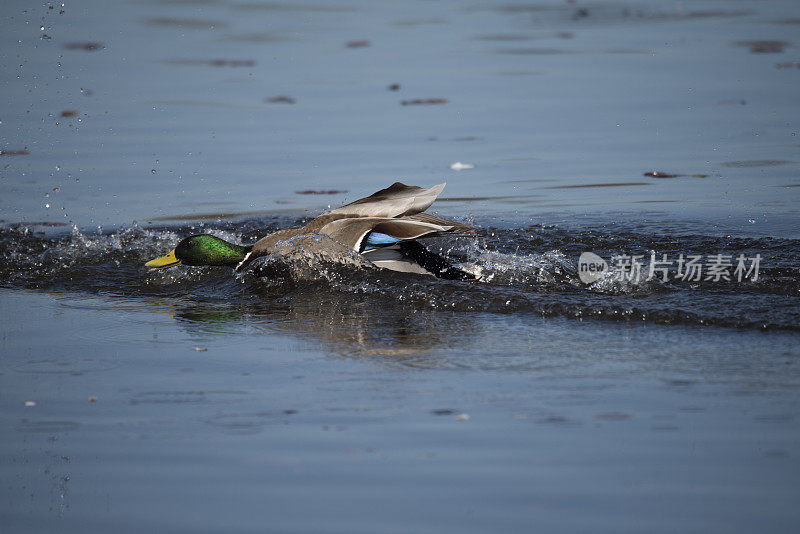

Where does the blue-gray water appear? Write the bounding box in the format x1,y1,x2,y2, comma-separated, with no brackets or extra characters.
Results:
1,0,799,532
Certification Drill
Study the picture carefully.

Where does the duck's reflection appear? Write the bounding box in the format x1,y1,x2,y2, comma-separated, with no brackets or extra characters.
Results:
164,280,477,366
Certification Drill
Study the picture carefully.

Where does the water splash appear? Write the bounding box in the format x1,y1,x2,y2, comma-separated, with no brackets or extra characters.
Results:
1,218,798,330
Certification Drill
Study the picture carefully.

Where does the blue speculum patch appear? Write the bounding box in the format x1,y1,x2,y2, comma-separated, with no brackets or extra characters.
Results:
363,231,402,250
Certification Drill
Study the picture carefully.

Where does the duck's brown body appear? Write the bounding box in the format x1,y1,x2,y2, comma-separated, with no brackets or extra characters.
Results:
147,182,476,280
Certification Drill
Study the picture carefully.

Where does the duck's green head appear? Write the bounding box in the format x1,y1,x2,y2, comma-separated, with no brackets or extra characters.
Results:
146,234,251,270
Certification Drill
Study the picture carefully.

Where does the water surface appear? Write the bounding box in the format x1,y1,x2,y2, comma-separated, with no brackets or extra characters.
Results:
2,0,800,532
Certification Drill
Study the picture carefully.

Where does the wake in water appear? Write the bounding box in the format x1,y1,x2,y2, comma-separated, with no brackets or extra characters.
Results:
0,218,797,331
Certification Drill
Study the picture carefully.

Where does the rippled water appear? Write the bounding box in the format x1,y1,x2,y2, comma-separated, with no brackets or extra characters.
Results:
2,0,800,532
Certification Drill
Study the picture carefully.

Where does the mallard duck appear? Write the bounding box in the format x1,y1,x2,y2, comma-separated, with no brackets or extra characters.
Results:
146,182,476,280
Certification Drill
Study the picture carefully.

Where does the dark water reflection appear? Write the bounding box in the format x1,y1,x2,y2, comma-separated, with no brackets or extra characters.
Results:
170,298,472,364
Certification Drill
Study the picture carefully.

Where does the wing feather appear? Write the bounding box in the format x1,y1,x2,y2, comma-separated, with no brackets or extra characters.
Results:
326,182,445,218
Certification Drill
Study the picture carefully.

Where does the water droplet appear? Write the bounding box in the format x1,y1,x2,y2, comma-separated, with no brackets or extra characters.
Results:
748,218,756,224
53,187,60,193
40,26,45,31
45,203,50,208
151,169,156,174
55,165,60,171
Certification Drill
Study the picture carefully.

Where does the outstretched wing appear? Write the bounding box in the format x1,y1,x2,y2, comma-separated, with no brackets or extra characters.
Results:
325,182,445,218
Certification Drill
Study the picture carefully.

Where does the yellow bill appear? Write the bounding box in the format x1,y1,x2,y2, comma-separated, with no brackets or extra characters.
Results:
145,249,181,270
